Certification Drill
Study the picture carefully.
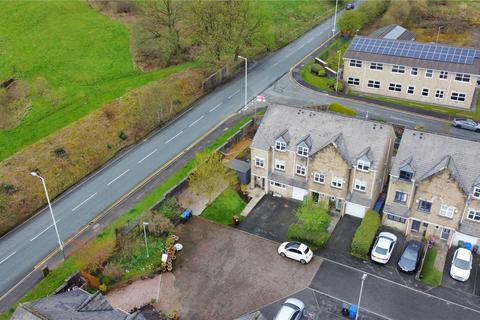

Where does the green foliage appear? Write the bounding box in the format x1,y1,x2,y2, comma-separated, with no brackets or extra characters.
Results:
420,246,442,286
317,69,326,77
350,210,380,259
156,197,181,220
338,11,362,37
339,0,390,37
287,197,331,248
201,187,246,225
310,63,323,75
301,61,337,92
328,102,356,116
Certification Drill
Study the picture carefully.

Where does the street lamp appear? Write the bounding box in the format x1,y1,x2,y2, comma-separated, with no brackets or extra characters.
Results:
332,0,339,37
143,221,149,258
355,273,367,320
436,25,444,44
238,55,248,111
30,172,65,260
335,50,341,93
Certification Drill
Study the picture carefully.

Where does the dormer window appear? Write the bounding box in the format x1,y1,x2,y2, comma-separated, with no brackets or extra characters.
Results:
275,140,286,152
297,146,309,157
473,187,480,199
357,160,370,172
399,170,413,181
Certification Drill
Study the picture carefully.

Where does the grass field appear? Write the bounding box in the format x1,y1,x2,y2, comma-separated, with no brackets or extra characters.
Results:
0,1,198,160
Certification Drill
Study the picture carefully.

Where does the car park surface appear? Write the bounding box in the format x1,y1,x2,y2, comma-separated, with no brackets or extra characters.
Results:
442,246,480,295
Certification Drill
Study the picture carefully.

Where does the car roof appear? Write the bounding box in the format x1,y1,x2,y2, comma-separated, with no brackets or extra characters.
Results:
298,244,308,252
455,248,472,261
377,237,393,248
378,232,397,241
286,242,300,250
406,240,422,250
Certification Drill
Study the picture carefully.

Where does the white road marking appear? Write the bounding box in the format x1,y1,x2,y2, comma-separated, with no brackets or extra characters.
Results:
137,149,158,164
228,89,240,99
188,115,204,127
165,131,183,144
273,61,280,67
298,43,306,49
209,103,222,113
72,192,98,212
0,251,16,265
390,116,416,124
106,169,130,186
30,219,62,242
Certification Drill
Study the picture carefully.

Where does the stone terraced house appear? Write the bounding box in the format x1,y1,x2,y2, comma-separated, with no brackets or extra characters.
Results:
383,129,480,247
250,104,396,218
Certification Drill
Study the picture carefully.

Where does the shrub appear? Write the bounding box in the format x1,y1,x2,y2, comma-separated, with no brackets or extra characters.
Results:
310,63,323,75
328,102,357,116
102,262,123,283
53,147,67,158
1,183,17,194
74,237,116,273
350,210,380,259
328,81,343,92
118,131,129,141
317,69,326,77
287,224,330,248
156,197,181,220
144,212,174,237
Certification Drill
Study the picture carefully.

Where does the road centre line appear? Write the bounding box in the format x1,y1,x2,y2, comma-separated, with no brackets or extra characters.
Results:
72,192,98,212
209,103,222,113
165,131,183,144
30,219,62,242
228,89,240,99
390,116,416,124
106,169,130,186
0,251,16,266
188,115,204,127
137,149,158,164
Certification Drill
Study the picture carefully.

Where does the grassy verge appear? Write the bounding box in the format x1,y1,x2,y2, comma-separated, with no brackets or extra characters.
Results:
356,93,480,121
0,115,252,320
300,60,336,92
201,187,246,225
328,102,357,116
419,247,443,286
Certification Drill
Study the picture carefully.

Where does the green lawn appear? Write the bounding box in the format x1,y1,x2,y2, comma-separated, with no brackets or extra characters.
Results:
301,60,336,92
201,187,247,225
420,247,443,286
0,1,199,160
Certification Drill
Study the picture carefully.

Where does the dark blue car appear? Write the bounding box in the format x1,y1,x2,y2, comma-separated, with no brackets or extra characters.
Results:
398,240,423,273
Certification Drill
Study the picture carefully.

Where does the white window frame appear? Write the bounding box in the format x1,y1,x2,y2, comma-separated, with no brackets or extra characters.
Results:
274,159,285,172
295,164,306,177
354,179,367,192
394,191,408,203
425,69,433,78
473,187,480,199
392,65,405,73
410,67,418,76
439,71,448,79
407,85,415,95
451,92,466,102
455,73,470,82
254,157,265,168
367,80,380,89
270,180,286,189
421,88,429,97
357,160,370,172
348,77,360,86
349,59,362,68
388,83,402,92
467,208,480,222
275,140,286,152
435,89,444,99
331,176,343,189
297,146,309,157
313,172,325,184
439,204,455,218
370,63,383,71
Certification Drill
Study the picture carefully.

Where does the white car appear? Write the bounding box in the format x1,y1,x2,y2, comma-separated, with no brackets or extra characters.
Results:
273,298,305,320
371,232,397,264
278,241,313,264
450,247,473,282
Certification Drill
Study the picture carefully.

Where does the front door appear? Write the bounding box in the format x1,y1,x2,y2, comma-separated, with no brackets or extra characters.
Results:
335,199,343,211
312,191,319,203
441,228,451,241
411,219,421,232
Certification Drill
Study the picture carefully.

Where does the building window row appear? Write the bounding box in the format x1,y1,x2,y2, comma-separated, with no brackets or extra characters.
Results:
313,172,325,184
387,214,406,224
348,77,360,86
394,191,408,203
275,140,286,151
354,179,367,192
440,71,448,79
364,62,470,82
357,160,370,171
296,164,306,176
411,67,418,76
274,159,285,171
451,92,466,102
473,187,480,199
350,59,362,67
255,157,265,168
297,146,309,157
370,62,383,70
421,88,429,97
439,204,455,219
367,80,380,89
468,209,480,222
331,177,344,189
392,65,405,73
425,69,433,78
455,73,470,82
418,199,432,213
388,83,402,92
270,180,286,189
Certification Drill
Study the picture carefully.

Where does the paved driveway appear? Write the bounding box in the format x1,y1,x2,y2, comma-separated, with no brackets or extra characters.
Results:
158,217,321,320
238,195,300,242
441,246,480,296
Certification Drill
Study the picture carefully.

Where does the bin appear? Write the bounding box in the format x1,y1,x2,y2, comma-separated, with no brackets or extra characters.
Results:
341,303,350,316
233,215,240,226
181,209,192,223
349,304,357,319
464,242,472,250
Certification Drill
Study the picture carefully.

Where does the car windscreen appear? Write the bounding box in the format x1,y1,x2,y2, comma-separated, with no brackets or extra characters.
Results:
454,258,470,270
402,247,418,261
303,247,310,254
374,246,388,255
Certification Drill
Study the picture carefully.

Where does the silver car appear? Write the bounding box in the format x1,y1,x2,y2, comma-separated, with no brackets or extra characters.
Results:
452,118,480,132
273,298,305,320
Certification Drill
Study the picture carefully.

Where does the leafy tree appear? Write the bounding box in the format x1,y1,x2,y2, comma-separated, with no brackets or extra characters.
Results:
338,10,362,38
188,151,236,203
295,196,330,233
74,237,116,273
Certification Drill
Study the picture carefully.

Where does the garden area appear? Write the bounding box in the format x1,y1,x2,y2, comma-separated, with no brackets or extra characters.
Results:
419,246,443,286
287,196,331,250
201,187,246,225
350,210,381,260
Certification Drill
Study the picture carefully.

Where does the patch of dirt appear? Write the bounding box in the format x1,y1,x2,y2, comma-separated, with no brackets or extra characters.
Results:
0,81,31,130
176,181,229,216
223,137,252,161
107,275,162,312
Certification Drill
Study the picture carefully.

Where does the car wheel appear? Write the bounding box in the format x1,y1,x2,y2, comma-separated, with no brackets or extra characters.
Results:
476,129,480,132
455,124,461,128
300,259,306,264
280,252,286,257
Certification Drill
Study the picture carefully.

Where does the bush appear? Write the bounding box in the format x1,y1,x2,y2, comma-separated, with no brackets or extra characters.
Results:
350,210,380,259
317,69,326,77
328,102,357,116
156,197,182,220
328,81,343,92
310,63,323,75
118,131,129,141
288,224,330,248
102,262,123,283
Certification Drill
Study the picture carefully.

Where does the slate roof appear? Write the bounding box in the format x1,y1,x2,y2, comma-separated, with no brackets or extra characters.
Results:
391,129,480,195
12,288,146,320
369,24,415,41
344,36,480,75
251,105,394,170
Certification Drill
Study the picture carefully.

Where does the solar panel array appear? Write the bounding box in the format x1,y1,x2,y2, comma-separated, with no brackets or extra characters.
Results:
350,37,480,65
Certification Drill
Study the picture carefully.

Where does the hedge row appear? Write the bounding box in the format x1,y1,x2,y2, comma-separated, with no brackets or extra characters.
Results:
328,102,357,116
287,224,330,249
350,210,380,259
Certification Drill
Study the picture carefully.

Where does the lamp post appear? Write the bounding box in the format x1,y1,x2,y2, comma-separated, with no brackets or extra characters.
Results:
238,55,248,110
436,25,444,44
143,221,149,258
335,50,341,93
332,0,339,37
30,172,65,260
355,273,367,320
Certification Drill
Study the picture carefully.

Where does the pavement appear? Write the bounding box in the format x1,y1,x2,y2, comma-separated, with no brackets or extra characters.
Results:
0,4,352,308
